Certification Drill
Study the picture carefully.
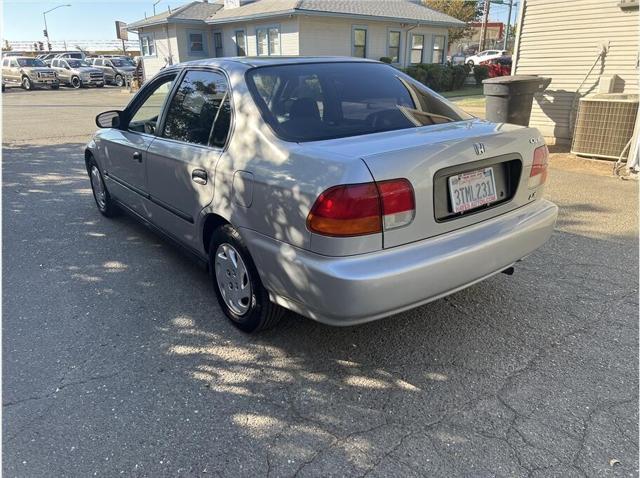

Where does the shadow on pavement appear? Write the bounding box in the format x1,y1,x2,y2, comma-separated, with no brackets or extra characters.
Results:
2,142,638,477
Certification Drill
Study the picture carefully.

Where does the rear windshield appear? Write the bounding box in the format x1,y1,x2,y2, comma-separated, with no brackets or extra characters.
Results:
246,62,472,142
17,58,45,67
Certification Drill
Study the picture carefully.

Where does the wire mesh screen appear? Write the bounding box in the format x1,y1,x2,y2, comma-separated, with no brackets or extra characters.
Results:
571,96,639,160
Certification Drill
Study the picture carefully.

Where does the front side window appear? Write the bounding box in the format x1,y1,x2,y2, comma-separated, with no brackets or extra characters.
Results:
410,34,424,64
247,62,472,142
388,31,400,63
128,75,176,134
235,30,246,56
162,70,231,148
432,35,445,64
256,27,280,56
353,27,367,58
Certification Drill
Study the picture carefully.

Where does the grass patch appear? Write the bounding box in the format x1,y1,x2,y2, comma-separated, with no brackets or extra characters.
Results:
441,86,483,98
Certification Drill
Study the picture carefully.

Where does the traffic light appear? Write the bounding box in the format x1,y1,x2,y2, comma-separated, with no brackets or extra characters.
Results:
38,41,44,51
43,29,48,38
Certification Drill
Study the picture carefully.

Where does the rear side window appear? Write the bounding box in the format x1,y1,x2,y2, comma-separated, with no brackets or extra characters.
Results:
162,69,231,148
246,62,472,142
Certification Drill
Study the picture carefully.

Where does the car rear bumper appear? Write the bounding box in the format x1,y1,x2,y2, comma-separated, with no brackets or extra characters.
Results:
241,199,558,326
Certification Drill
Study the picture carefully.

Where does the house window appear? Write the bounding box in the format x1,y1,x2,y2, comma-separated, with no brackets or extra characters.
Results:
256,26,280,56
352,27,367,58
410,34,424,64
188,31,206,56
140,34,155,57
432,35,445,64
235,30,246,56
388,30,400,63
214,31,223,57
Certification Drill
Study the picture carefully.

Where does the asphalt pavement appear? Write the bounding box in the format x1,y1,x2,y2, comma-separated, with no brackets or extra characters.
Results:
3,87,638,477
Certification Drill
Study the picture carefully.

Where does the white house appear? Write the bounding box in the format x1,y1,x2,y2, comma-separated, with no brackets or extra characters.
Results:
127,0,464,79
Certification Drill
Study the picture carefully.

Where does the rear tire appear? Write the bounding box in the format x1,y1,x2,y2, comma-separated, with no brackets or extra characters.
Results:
51,84,59,90
209,225,284,333
467,60,474,67
96,83,104,88
87,157,118,217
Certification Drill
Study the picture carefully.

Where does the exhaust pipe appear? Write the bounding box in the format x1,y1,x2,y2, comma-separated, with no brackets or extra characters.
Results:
501,266,515,275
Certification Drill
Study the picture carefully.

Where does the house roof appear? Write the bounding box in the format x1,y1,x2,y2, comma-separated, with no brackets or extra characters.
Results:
127,1,223,30
206,0,465,27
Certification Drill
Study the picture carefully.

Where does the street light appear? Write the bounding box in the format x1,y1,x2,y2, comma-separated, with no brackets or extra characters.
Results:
43,4,71,52
153,0,162,15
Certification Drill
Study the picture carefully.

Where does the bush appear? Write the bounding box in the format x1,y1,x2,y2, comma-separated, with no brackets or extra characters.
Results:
451,65,468,90
404,63,473,92
404,66,427,84
473,65,490,85
379,56,393,64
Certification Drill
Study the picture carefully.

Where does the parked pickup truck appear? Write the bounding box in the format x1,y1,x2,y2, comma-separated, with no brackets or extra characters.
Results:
51,58,104,88
1,56,59,91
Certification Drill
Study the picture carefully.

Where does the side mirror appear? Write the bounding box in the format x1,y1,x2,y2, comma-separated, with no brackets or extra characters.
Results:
96,110,122,129
65,66,71,70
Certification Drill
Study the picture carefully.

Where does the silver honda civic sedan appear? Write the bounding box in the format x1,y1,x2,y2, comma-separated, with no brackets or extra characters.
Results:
86,57,558,333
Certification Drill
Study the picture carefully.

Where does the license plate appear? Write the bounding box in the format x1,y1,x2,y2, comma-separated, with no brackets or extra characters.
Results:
448,167,498,213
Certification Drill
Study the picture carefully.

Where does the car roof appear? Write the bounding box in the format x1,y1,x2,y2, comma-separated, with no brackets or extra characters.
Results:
172,55,378,70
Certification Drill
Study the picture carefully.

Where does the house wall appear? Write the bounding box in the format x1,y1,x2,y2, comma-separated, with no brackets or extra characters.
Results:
212,17,300,57
513,0,639,143
298,15,449,67
137,24,180,79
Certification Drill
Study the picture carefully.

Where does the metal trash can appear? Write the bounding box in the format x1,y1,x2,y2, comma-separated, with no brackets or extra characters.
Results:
483,75,551,126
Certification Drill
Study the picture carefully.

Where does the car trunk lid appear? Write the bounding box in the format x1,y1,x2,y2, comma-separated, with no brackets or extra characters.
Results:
309,119,545,249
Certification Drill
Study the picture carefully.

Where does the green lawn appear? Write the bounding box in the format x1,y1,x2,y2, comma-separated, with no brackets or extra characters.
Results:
441,85,483,98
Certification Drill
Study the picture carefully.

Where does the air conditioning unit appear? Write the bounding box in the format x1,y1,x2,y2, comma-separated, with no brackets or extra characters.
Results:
571,93,639,160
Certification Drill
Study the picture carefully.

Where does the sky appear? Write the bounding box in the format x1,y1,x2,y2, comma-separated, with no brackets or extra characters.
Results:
2,0,518,42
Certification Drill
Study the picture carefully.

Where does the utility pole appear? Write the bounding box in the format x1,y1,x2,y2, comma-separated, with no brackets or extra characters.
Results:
503,0,514,50
479,0,491,51
42,4,71,52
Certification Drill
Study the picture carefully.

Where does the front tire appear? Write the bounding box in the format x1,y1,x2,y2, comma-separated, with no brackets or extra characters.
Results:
209,225,283,333
21,76,33,90
70,76,82,89
88,157,118,217
114,74,124,87
467,60,475,67
51,84,59,90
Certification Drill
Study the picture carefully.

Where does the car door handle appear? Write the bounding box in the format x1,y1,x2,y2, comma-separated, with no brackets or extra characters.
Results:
192,169,208,185
133,151,142,163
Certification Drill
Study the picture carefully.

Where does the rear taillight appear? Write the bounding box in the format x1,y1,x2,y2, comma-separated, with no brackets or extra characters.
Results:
377,179,415,230
529,145,549,188
307,179,415,237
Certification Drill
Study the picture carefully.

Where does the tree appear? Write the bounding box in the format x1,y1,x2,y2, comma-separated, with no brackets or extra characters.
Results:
2,40,12,52
423,0,483,45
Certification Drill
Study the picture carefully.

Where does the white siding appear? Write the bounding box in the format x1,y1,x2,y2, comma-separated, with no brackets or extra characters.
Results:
514,0,639,143
139,24,180,79
298,16,448,66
